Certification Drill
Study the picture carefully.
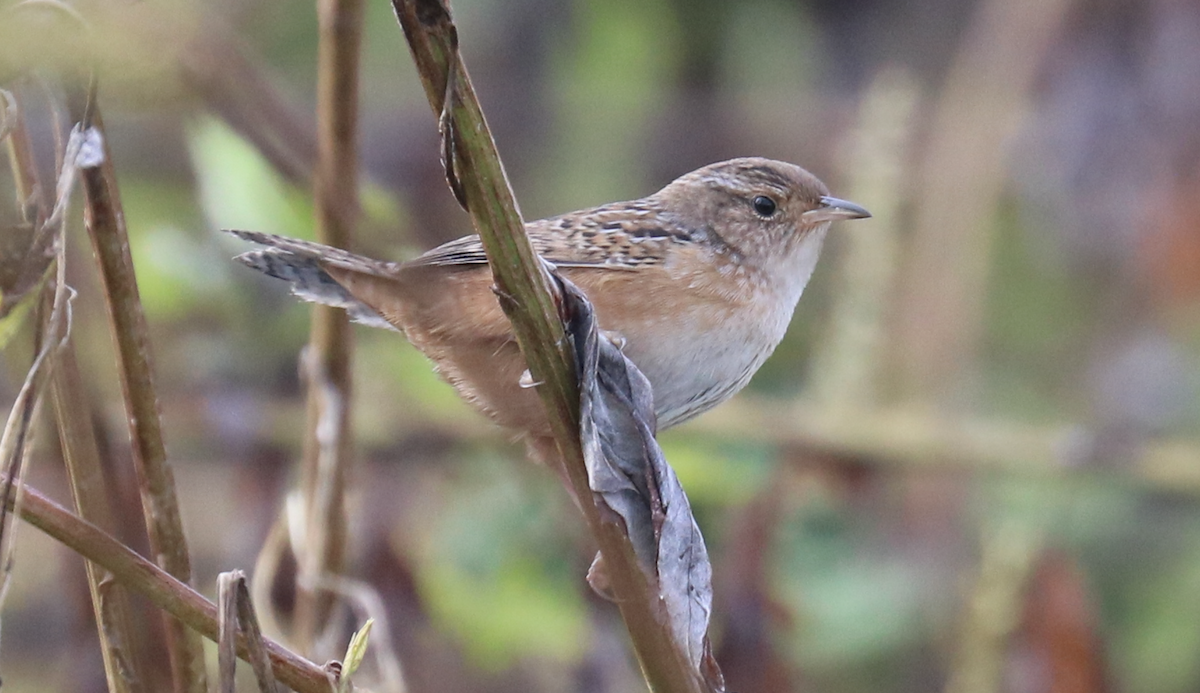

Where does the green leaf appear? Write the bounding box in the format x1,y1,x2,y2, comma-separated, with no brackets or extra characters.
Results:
339,618,374,693
0,292,34,351
186,115,313,239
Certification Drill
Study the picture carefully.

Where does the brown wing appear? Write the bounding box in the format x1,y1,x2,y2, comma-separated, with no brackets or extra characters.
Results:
323,262,551,434
230,228,542,432
229,200,697,438
406,200,685,271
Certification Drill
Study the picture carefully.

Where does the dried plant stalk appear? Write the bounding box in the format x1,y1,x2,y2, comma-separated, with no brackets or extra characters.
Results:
219,570,281,693
68,93,208,692
892,0,1074,401
53,338,148,693
391,2,710,690
690,399,1200,492
810,67,919,410
290,0,364,653
4,97,145,693
2,478,335,693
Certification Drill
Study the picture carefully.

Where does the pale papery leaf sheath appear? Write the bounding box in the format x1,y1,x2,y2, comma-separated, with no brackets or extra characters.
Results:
561,270,717,679
217,570,279,693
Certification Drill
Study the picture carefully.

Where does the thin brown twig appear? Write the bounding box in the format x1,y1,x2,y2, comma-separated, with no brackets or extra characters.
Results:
289,0,365,654
0,86,45,585
66,80,208,692
1,478,335,693
218,571,239,693
2,97,147,692
235,575,283,693
687,399,1200,490
54,339,147,693
3,84,45,222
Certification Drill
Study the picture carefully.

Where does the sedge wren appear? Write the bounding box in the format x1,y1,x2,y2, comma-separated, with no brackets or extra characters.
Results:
231,157,869,439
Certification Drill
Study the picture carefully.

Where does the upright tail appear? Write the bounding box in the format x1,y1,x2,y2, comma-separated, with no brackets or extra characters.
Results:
226,229,399,331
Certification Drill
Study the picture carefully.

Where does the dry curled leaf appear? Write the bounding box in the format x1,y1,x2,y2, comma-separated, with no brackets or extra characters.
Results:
559,271,717,679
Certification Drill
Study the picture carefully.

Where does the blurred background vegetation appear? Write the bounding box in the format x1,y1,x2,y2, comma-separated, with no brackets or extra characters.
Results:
2,0,1200,691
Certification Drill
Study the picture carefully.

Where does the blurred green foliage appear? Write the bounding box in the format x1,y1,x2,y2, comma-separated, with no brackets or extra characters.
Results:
418,454,587,667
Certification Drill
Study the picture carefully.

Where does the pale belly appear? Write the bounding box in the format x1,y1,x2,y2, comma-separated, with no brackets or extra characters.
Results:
592,303,782,430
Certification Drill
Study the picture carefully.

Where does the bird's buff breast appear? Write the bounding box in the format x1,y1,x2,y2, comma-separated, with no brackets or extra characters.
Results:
605,224,828,428
571,264,791,430
385,239,811,437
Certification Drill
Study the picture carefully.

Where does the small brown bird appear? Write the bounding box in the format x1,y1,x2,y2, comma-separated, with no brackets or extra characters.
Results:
231,157,868,441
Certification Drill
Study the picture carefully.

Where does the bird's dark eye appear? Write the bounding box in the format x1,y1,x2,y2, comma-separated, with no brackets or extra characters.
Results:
752,195,777,217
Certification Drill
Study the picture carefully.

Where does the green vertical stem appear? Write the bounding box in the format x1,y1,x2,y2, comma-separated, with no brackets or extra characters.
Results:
293,0,364,652
945,519,1044,693
809,68,918,412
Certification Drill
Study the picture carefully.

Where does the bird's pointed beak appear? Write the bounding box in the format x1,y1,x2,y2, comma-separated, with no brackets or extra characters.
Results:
802,196,872,224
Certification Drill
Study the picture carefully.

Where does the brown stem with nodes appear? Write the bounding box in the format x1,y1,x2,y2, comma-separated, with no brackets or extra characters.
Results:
390,2,709,690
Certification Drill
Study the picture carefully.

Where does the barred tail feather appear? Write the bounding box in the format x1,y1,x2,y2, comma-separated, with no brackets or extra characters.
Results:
228,230,399,332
